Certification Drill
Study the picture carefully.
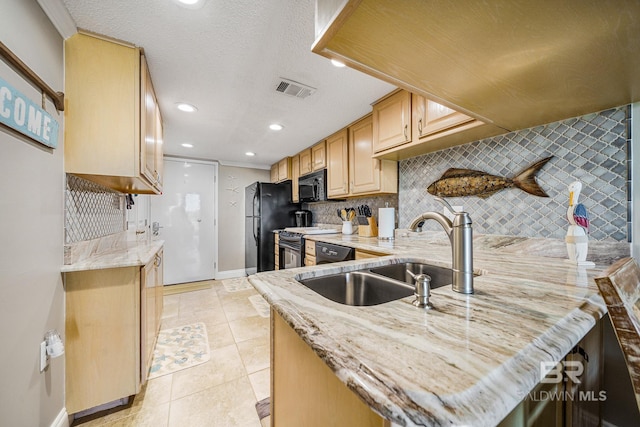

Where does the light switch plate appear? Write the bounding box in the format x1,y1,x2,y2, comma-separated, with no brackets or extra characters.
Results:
40,340,48,372
444,206,463,221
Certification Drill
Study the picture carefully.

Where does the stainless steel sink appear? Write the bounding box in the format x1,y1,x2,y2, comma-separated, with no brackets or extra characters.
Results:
299,271,414,306
369,262,452,289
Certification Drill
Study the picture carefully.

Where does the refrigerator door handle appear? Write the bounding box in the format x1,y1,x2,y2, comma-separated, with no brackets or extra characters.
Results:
253,221,258,243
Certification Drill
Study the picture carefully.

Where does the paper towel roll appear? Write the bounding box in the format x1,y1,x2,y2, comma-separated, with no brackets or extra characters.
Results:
378,207,395,240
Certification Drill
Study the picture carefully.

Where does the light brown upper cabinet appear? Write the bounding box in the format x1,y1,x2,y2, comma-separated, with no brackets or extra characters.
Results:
327,117,397,199
349,115,397,195
291,154,300,202
312,1,640,138
299,148,313,176
271,157,293,183
326,129,350,198
311,140,327,171
412,94,474,140
64,32,163,194
141,56,163,191
372,90,411,153
278,157,292,182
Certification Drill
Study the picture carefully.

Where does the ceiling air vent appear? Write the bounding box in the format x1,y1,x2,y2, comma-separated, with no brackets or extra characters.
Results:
275,78,316,99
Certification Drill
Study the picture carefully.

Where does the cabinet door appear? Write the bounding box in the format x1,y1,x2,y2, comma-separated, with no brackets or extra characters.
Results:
141,260,157,383
412,94,474,139
292,155,300,202
349,115,380,195
278,157,291,182
326,129,349,198
311,141,327,171
372,90,411,153
65,267,140,413
299,149,313,176
154,250,164,334
270,164,279,183
154,103,164,191
141,57,157,187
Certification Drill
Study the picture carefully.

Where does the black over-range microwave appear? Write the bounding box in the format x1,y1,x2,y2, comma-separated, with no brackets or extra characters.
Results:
298,169,327,202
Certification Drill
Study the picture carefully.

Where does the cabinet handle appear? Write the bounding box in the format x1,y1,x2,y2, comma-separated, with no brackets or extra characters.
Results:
418,119,422,134
404,124,408,140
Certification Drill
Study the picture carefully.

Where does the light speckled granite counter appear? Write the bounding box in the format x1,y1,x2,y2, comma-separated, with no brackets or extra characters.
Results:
62,233,164,273
249,232,620,426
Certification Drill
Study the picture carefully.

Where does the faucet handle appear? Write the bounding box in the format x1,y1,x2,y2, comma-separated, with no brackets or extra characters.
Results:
435,197,457,215
434,197,472,226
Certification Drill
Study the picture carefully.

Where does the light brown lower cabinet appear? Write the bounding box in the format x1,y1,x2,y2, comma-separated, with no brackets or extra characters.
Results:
355,249,387,259
272,310,390,427
64,250,163,414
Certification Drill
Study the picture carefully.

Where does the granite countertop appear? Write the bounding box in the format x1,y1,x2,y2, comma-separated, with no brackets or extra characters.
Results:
248,232,613,426
61,239,164,273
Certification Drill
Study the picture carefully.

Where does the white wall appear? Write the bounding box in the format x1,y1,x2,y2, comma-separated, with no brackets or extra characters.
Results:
0,1,66,426
217,165,269,275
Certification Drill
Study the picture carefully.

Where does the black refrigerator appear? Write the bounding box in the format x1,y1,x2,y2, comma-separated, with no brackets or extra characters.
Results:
245,181,299,275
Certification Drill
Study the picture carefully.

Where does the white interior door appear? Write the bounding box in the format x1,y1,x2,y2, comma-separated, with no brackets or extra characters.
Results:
151,158,217,285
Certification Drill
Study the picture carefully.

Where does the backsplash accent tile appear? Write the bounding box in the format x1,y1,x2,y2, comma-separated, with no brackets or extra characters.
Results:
65,174,126,243
399,107,629,241
303,194,399,227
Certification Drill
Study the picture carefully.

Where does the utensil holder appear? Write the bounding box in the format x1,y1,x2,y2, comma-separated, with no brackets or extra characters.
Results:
358,217,378,237
342,221,357,235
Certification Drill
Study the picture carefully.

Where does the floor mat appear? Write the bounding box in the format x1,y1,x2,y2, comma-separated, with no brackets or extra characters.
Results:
221,277,253,292
148,322,210,379
255,397,270,420
249,294,270,318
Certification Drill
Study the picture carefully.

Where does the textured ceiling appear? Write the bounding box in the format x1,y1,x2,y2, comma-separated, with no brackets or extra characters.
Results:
60,0,395,168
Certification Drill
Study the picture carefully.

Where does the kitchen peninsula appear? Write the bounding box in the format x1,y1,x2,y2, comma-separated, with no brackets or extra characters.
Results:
249,231,626,426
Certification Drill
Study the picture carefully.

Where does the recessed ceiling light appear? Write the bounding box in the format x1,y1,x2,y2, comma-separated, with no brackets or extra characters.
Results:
330,59,346,68
245,152,256,157
181,143,194,148
269,123,283,131
176,103,197,113
173,0,206,9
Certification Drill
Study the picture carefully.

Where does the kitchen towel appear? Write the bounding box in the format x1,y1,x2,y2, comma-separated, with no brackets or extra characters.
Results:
378,207,395,239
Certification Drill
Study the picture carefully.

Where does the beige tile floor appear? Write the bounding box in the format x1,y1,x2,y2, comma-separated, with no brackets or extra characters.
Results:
73,280,271,427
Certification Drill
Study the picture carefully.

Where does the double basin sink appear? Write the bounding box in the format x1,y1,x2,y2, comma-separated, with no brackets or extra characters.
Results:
298,262,452,306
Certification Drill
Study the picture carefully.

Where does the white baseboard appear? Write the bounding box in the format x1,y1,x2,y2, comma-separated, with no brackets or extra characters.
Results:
51,408,69,427
216,269,247,280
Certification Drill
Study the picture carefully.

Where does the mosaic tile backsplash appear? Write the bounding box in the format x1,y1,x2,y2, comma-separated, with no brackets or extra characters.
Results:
303,194,399,227
65,174,126,244
399,107,630,241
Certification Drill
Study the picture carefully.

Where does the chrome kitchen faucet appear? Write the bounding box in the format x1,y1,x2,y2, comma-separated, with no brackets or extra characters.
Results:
409,197,474,294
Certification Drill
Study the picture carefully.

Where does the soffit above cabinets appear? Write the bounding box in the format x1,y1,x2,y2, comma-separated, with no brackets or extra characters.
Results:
313,0,640,132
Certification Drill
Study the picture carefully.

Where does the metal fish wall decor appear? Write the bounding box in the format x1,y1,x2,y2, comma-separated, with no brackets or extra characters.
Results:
427,156,553,199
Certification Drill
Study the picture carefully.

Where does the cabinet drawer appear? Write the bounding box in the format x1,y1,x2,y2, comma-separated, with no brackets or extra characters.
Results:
305,255,316,266
355,249,387,260
305,240,316,257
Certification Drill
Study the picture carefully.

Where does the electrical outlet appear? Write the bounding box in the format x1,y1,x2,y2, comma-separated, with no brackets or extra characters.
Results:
444,206,463,221
40,340,48,372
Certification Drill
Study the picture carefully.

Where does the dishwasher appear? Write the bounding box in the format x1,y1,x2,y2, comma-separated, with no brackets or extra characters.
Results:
315,241,355,264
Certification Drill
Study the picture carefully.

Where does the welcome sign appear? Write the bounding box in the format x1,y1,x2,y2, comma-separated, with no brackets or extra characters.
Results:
0,76,59,148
